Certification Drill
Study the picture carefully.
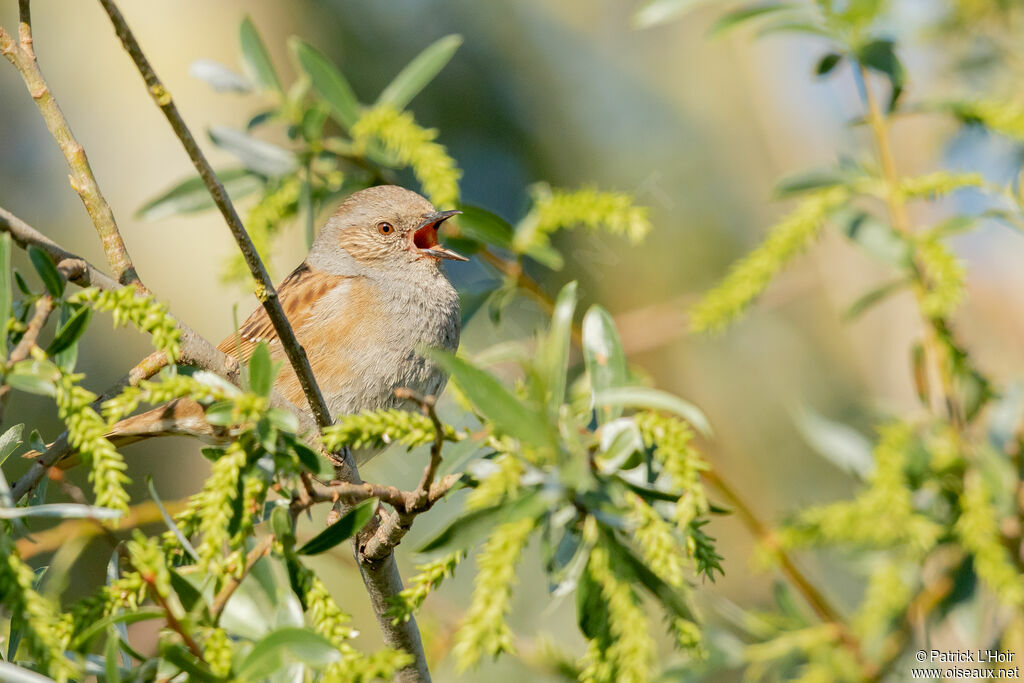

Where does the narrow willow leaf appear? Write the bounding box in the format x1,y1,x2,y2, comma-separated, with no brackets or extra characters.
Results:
27,245,64,297
793,406,874,480
857,39,904,110
0,232,10,358
297,498,376,555
600,526,694,620
427,349,554,448
239,16,282,93
291,38,361,130
6,359,60,397
136,169,263,221
161,644,221,683
71,610,163,653
235,628,342,679
248,342,275,397
147,476,199,561
189,59,252,93
0,424,22,468
540,282,578,412
378,35,463,109
209,127,297,177
582,306,627,425
843,278,910,320
417,490,548,554
454,204,515,250
104,628,122,683
45,306,91,356
0,503,122,519
594,386,712,437
633,0,717,28
708,3,795,37
815,52,843,77
0,662,58,683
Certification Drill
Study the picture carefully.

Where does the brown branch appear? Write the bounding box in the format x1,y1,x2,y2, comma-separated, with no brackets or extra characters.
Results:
146,576,204,660
0,206,120,291
210,534,274,620
0,13,141,287
96,0,331,430
93,5,434,678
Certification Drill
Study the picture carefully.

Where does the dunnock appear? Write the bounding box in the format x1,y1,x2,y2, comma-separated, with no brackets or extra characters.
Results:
104,185,466,462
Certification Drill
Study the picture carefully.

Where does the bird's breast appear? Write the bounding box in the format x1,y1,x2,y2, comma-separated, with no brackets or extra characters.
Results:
290,273,460,418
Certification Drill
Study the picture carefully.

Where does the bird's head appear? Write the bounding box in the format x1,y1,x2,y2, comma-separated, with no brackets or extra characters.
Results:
309,185,466,273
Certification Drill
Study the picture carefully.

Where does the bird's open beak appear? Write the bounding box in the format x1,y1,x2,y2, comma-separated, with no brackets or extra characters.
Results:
412,210,468,261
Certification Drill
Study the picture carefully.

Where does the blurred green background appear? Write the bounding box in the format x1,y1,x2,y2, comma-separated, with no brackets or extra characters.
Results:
2,1,1023,679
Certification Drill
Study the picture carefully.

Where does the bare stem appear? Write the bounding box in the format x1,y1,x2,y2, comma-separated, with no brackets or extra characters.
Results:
95,0,331,429
0,15,141,287
0,294,54,419
855,63,962,429
210,535,274,620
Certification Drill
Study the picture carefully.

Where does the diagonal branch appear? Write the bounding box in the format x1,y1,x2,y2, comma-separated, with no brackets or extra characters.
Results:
93,4,431,679
0,11,141,287
95,0,331,430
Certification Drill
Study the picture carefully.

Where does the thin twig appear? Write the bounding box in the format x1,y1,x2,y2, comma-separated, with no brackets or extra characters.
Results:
94,5,431,678
96,0,331,429
210,534,274,620
146,577,204,660
0,293,53,418
855,63,963,429
394,388,445,503
0,15,141,287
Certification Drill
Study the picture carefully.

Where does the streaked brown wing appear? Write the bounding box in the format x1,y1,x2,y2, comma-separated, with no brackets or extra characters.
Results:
217,263,348,363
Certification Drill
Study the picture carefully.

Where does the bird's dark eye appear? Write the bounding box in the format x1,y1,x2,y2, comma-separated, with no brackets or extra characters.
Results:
376,222,394,236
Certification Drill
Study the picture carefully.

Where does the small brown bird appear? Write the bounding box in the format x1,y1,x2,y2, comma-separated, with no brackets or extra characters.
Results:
103,185,466,461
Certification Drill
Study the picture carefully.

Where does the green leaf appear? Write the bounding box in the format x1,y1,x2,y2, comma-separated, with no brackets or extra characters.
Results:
539,281,578,413
136,169,263,221
236,627,342,679
6,359,60,397
633,0,718,28
209,127,298,177
248,342,275,397
576,561,609,639
427,349,554,448
45,306,91,356
291,38,361,130
0,662,58,683
815,52,843,77
239,16,282,93
582,306,627,425
417,489,547,554
856,39,904,111
147,476,199,560
378,35,463,109
601,528,694,620
297,498,377,555
841,210,911,267
161,644,222,683
773,167,848,198
190,59,252,93
793,406,874,480
0,503,122,519
72,609,164,650
843,278,910,320
0,232,11,358
708,3,794,37
27,245,64,297
593,386,712,437
454,204,515,250
0,424,23,468
204,400,236,427
104,626,122,683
